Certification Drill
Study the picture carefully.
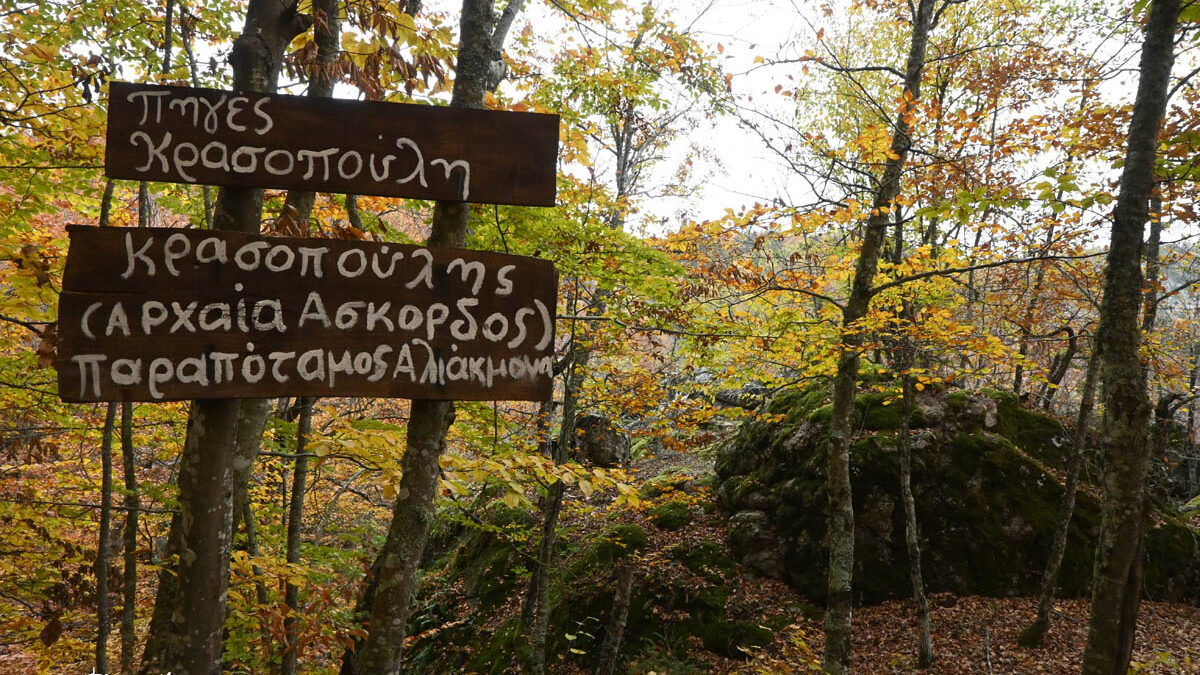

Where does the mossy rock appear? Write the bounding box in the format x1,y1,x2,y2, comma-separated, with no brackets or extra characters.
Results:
945,390,969,410
694,619,774,657
983,388,1071,468
721,385,1200,604
640,469,699,499
855,391,927,431
586,524,649,569
463,619,531,674
669,540,735,584
437,502,537,610
648,500,693,530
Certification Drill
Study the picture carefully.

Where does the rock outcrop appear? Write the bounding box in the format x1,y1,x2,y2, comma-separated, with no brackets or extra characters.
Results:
715,385,1199,604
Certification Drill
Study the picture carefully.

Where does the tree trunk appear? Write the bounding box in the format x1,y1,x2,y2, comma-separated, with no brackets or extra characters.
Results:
1013,221,1058,396
242,500,271,607
528,481,564,675
898,368,932,668
1019,350,1098,647
593,562,635,675
823,1,936,672
520,400,556,634
139,3,310,674
96,403,117,674
348,3,522,673
1081,1,1180,673
351,400,455,675
230,399,272,538
120,402,138,674
282,398,315,675
528,320,587,673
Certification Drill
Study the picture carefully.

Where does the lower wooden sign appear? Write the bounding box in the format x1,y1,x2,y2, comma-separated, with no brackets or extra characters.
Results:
56,226,557,402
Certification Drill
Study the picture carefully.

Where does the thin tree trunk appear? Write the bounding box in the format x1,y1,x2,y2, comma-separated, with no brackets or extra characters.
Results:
96,403,117,674
823,1,937,672
230,399,272,537
529,481,564,675
898,367,932,668
1013,221,1058,396
98,180,115,228
1019,350,1098,648
529,392,577,674
349,4,522,673
120,402,138,674
1082,1,1180,673
345,194,364,231
139,4,310,674
282,398,315,675
520,400,556,634
162,0,175,74
242,500,271,606
593,562,635,675
529,310,586,673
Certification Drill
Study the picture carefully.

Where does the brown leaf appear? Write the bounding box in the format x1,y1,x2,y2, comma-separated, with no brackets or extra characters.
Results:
35,323,57,369
38,615,62,646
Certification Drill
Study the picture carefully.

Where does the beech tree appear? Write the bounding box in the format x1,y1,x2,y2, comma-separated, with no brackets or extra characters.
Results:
1082,0,1182,672
136,3,312,675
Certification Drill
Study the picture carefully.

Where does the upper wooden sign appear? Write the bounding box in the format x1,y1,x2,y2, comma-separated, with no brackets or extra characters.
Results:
57,226,557,402
104,81,560,206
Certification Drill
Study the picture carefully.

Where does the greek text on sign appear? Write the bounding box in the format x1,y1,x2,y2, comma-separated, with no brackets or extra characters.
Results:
104,82,560,207
57,226,557,402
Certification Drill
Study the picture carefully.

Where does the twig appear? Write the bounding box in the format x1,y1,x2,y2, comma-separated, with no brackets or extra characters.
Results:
984,627,993,675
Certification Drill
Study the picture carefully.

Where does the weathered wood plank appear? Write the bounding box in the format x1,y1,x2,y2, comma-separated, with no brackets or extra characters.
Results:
104,81,559,206
58,226,557,402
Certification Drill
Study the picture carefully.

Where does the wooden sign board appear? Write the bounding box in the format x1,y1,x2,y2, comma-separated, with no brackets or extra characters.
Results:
104,82,560,207
57,226,557,402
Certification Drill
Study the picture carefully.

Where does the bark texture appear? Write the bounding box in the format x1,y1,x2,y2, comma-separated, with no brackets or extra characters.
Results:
898,369,932,667
594,562,635,675
1081,1,1180,673
120,402,138,674
823,1,936,672
139,3,310,674
283,398,315,675
95,403,116,674
347,3,522,673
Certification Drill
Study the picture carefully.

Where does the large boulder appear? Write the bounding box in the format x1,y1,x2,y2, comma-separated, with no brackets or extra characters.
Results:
574,413,631,467
715,384,1200,604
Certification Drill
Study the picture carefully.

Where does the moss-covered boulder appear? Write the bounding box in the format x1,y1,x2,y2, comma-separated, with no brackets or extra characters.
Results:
648,501,693,530
716,385,1199,604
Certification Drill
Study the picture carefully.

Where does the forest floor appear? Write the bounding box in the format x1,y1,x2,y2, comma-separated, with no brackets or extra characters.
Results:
720,593,1200,674
616,445,1200,675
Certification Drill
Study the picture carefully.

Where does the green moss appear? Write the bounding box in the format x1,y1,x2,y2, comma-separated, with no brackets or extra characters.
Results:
1143,515,1198,597
716,421,772,479
694,619,774,657
946,391,968,410
984,389,1069,467
807,403,833,425
766,386,829,418
670,540,734,584
587,524,649,568
649,501,693,530
463,619,531,674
